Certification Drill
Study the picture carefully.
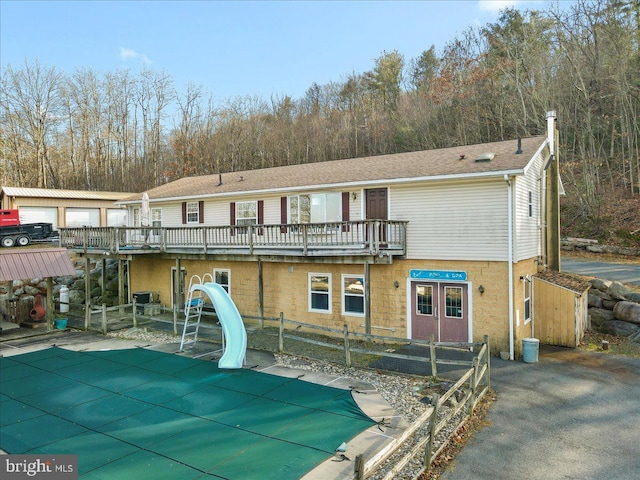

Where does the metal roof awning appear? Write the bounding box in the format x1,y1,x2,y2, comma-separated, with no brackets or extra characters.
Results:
0,248,76,281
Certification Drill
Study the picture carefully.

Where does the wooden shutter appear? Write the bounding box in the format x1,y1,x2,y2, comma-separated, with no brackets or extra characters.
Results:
280,196,288,233
342,192,350,232
198,201,204,224
257,200,264,235
230,202,236,236
182,202,187,224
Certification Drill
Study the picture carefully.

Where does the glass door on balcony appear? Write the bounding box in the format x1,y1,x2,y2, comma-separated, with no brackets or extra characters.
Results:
365,188,388,244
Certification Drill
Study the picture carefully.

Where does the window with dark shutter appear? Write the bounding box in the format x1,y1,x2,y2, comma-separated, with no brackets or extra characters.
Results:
257,200,264,235
199,201,204,224
230,202,236,236
280,197,288,233
182,202,187,224
342,192,350,232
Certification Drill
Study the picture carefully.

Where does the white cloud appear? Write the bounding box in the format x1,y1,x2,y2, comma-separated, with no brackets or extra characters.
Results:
478,0,524,12
119,47,151,65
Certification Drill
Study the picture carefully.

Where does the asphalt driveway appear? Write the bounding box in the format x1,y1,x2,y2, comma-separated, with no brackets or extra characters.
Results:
441,346,640,480
561,256,640,286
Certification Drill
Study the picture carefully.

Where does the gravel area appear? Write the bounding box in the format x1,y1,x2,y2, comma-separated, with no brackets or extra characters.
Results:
107,326,473,479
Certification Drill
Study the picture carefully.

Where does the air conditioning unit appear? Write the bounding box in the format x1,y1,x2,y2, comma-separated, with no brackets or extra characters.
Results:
133,291,153,313
133,291,153,304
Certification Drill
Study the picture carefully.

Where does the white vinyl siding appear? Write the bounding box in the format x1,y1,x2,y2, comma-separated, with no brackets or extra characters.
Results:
148,203,183,226
515,149,545,261
129,191,357,229
391,180,509,261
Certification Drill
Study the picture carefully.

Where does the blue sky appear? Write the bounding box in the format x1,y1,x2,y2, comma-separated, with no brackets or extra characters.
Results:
1,1,550,101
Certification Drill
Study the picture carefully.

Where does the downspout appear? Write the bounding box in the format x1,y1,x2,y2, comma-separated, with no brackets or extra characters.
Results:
540,166,547,269
505,174,515,360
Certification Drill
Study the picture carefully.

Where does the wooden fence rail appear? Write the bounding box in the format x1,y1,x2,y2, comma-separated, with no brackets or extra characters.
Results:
275,314,482,373
354,335,491,480
86,300,144,333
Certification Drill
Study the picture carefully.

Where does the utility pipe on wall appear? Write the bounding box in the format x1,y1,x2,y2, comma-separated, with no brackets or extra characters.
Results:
505,174,515,360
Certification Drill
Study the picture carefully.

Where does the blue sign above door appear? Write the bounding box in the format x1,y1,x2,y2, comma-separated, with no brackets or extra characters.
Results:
410,269,467,281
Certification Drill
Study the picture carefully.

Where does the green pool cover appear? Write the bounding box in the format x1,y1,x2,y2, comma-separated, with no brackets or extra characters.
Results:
1,347,375,479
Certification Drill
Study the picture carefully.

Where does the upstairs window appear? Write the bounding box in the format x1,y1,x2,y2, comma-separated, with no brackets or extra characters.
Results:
151,208,162,224
289,193,341,224
186,202,199,223
236,201,258,226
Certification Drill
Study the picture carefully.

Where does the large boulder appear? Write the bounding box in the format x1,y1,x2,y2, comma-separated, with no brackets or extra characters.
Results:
589,308,616,330
599,320,640,337
589,278,612,291
607,281,632,301
627,292,640,304
106,277,120,291
23,285,40,295
588,289,611,308
613,301,640,325
68,289,85,305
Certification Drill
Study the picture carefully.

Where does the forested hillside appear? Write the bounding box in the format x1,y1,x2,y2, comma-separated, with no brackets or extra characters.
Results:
1,0,638,245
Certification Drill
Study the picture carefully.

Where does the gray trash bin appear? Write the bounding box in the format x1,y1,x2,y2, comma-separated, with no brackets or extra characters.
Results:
522,338,540,363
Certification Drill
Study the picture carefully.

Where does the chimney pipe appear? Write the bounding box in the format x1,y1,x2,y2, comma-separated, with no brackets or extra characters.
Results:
217,173,222,186
516,137,523,154
546,110,557,155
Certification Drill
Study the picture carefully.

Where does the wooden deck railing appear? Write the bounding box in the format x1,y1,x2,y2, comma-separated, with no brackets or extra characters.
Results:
60,220,408,257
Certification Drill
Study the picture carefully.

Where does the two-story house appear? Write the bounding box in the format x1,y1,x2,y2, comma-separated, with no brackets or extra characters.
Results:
62,113,561,359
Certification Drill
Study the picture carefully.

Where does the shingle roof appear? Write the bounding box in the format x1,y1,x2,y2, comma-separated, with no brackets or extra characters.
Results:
535,270,592,294
1,187,132,201
0,248,76,281
121,136,546,202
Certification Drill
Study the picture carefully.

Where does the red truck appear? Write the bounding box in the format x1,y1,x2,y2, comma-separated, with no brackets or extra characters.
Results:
0,210,58,247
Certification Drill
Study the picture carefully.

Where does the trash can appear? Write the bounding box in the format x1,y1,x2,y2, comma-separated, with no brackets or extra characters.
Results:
522,338,540,363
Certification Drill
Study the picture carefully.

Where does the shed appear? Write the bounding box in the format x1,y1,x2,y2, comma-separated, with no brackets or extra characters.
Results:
0,248,76,330
533,271,591,347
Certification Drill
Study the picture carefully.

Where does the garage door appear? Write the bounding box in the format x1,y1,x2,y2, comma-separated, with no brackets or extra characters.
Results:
107,209,127,226
18,207,58,230
66,208,100,227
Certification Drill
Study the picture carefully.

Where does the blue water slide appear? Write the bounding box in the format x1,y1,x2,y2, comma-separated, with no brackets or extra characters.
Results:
190,282,247,369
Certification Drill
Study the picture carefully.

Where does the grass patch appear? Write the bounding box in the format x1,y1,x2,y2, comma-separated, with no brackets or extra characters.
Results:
578,329,640,358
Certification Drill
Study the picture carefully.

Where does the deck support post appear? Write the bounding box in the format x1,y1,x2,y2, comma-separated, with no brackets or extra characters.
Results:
257,259,264,328
364,262,371,337
173,258,181,335
84,257,91,328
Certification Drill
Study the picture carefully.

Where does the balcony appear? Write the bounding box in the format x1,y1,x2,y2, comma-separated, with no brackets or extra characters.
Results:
60,220,407,259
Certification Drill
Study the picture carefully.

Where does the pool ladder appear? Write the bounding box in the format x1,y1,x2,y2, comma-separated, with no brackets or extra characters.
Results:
179,290,204,351
179,274,211,352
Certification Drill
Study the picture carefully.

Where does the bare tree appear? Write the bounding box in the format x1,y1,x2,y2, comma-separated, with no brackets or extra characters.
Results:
1,60,64,187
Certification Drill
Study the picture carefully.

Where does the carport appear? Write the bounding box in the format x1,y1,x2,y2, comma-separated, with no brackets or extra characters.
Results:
0,248,76,330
